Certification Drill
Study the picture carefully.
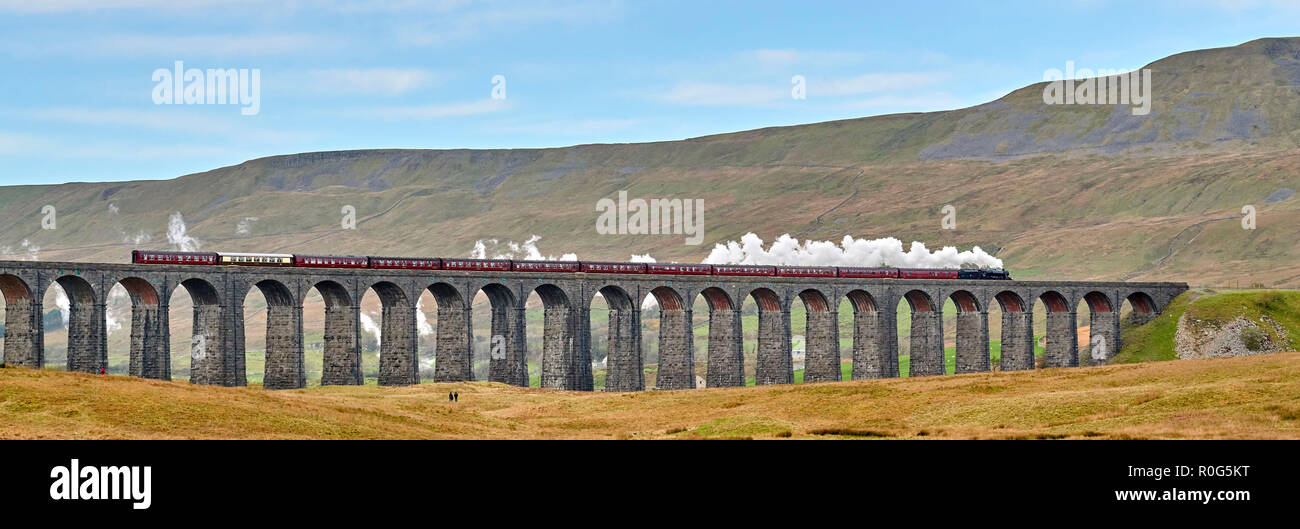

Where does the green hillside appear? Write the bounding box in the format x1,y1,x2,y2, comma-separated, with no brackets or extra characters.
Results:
0,38,1297,288
1114,289,1300,363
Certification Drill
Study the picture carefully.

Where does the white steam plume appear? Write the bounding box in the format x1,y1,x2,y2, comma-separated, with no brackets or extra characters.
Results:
630,254,656,263
104,286,128,333
469,235,577,261
359,311,381,347
235,217,258,236
108,202,152,245
20,239,39,261
416,297,433,336
702,233,1003,269
52,284,69,329
167,212,202,252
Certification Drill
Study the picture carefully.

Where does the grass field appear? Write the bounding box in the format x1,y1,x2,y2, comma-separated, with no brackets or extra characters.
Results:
3,352,1298,439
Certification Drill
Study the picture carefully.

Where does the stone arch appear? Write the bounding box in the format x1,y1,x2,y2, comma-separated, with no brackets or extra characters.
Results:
1038,290,1070,313
1080,291,1118,366
597,285,641,391
425,281,473,383
175,277,220,305
798,288,840,383
530,283,578,390
477,283,524,386
648,285,693,390
699,286,742,387
949,290,989,374
366,281,416,386
994,291,1033,371
749,287,791,385
313,280,361,386
113,277,167,379
1037,290,1077,368
50,275,102,374
0,273,37,368
173,277,223,385
903,289,935,312
1124,291,1158,326
247,279,303,389
845,289,894,380
902,289,943,377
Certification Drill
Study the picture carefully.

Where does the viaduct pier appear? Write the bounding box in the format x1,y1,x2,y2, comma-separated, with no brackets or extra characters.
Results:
0,260,1187,391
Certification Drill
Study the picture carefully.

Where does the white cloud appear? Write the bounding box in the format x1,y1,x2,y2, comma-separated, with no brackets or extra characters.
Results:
650,71,948,108
744,49,867,68
303,68,439,96
0,129,262,160
651,82,788,107
95,33,328,56
0,0,262,13
495,118,643,135
0,133,43,154
395,1,621,46
840,92,966,112
812,72,948,97
349,98,513,120
18,107,312,143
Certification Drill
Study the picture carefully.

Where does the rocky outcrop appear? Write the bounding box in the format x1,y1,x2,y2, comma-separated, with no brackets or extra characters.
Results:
1176,314,1290,359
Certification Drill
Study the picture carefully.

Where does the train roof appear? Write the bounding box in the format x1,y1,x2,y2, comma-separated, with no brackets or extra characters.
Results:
217,252,294,258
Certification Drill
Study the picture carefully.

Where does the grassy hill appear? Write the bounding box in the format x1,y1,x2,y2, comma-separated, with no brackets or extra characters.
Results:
0,38,1298,288
3,353,1298,439
1114,289,1300,363
5,37,1300,384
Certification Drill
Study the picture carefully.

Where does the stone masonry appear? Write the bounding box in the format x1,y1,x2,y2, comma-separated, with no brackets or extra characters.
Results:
0,259,1186,392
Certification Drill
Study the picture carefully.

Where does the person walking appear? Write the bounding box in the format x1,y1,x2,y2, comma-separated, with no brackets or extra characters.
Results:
453,391,459,402
449,391,454,402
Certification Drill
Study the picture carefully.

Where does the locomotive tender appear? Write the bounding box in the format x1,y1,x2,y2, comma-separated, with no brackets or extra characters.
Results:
131,250,1012,280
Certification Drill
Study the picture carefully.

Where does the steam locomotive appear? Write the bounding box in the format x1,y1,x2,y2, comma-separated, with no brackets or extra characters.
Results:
131,250,1012,280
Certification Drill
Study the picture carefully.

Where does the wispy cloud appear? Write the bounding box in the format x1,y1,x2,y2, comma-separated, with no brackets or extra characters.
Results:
300,68,440,96
395,1,621,46
494,118,643,135
743,49,868,69
812,72,948,97
97,33,329,56
651,82,788,107
840,93,966,112
650,71,947,107
0,0,262,13
17,107,313,143
5,32,333,58
0,131,239,160
346,98,513,120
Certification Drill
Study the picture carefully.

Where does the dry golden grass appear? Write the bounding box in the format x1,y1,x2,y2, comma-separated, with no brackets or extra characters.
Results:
2,353,1299,439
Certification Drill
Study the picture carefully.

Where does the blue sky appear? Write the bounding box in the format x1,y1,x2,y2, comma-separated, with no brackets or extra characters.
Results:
0,0,1297,185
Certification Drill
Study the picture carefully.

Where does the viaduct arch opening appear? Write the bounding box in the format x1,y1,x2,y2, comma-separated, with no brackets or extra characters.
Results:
994,291,1033,371
1,274,35,368
749,288,790,386
797,288,839,383
1038,290,1076,368
900,290,942,377
530,284,575,390
949,290,988,374
699,287,741,388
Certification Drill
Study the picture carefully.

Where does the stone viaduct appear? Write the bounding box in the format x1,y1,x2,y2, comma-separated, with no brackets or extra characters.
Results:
0,260,1187,391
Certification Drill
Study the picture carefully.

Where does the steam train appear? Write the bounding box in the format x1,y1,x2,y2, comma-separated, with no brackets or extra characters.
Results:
131,250,1012,280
